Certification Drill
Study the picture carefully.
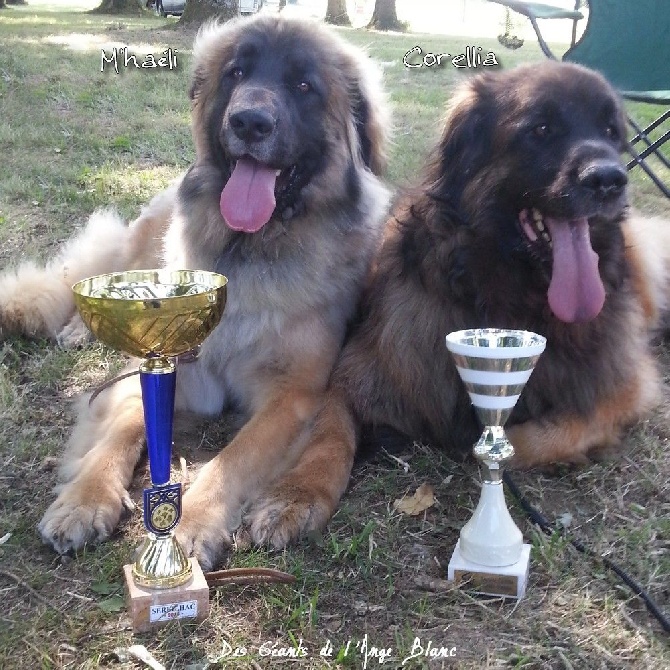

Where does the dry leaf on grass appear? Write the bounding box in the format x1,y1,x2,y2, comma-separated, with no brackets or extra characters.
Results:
393,483,436,516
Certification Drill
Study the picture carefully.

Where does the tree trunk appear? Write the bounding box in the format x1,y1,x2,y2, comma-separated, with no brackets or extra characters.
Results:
180,0,238,26
91,0,145,14
367,0,405,31
325,0,350,26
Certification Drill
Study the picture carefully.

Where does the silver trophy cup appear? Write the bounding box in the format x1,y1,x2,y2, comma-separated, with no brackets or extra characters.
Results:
445,328,546,596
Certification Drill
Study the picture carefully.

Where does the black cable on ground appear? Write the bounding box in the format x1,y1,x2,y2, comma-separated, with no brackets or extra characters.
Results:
503,470,670,634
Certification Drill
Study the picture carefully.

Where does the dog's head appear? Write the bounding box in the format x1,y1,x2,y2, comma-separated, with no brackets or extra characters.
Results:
188,15,388,233
430,61,630,324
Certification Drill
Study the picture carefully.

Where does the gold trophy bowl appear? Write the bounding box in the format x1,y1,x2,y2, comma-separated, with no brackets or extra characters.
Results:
73,269,228,358
72,269,227,630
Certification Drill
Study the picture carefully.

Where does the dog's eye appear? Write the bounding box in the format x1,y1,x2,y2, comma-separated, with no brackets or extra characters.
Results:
532,123,551,139
605,124,619,140
297,81,311,94
230,67,244,80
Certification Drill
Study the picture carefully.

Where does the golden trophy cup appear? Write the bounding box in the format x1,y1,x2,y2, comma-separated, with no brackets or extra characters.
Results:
445,328,546,598
73,269,227,632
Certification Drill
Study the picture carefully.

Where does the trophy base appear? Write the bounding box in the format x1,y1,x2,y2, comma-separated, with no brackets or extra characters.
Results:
123,558,210,633
447,540,530,599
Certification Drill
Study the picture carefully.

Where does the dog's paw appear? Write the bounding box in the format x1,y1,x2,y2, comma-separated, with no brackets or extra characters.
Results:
176,494,240,571
38,480,133,554
246,486,332,549
57,314,93,348
175,509,236,572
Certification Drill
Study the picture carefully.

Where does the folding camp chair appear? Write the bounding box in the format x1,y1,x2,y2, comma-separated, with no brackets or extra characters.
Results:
489,0,670,198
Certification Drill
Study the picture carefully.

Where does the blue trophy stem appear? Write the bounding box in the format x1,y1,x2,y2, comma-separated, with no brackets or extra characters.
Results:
139,356,176,487
133,355,191,587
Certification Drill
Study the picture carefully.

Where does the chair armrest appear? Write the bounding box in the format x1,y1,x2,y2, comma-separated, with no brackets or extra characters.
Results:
488,0,584,59
488,0,583,21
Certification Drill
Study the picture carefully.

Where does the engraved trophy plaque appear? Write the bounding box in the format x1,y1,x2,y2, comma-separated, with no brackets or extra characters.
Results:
73,269,227,631
445,328,546,598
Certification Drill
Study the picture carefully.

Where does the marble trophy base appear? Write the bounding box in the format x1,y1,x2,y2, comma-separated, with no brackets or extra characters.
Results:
123,559,210,632
447,540,530,599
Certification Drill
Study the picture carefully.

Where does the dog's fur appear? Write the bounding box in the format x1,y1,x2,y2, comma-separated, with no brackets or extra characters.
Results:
245,61,670,548
0,15,390,568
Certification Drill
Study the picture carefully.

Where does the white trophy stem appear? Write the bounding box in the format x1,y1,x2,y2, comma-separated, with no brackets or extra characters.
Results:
458,480,524,567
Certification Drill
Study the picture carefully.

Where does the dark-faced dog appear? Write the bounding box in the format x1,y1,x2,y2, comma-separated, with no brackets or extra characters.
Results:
244,61,670,548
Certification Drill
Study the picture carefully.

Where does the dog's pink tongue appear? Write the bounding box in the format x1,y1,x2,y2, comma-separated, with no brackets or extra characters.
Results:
220,157,277,233
545,216,605,323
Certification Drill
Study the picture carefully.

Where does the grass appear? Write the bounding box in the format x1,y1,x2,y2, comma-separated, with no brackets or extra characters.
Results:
1,1,669,669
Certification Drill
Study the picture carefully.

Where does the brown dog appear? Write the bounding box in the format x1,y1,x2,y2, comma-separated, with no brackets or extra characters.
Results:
0,15,390,569
245,61,670,548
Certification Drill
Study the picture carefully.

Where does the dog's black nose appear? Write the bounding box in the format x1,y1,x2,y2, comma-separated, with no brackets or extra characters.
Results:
578,161,628,199
229,109,275,143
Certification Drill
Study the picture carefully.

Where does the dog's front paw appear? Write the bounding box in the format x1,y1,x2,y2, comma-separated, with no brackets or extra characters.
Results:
246,486,332,549
176,490,240,571
38,479,133,554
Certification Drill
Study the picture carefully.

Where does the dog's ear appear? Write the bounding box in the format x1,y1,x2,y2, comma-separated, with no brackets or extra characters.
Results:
189,19,234,103
613,96,630,156
189,65,206,102
349,62,389,176
427,79,494,209
352,85,387,176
